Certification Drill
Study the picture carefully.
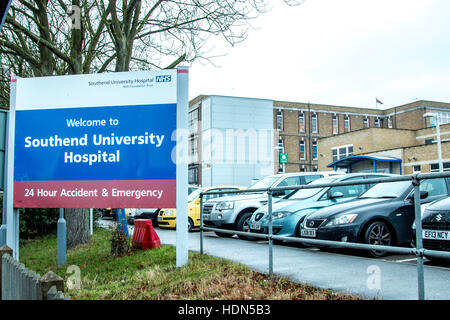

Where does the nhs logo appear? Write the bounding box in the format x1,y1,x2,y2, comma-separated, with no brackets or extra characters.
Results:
156,75,172,82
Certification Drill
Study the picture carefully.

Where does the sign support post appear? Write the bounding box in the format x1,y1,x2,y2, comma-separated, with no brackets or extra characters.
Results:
176,66,189,268
5,78,18,259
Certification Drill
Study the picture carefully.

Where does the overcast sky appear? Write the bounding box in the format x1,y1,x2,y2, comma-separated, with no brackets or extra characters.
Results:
188,0,450,110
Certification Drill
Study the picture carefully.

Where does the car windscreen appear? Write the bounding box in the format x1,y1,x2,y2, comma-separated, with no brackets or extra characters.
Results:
359,180,411,199
248,176,280,190
187,188,203,202
287,177,339,200
188,187,199,195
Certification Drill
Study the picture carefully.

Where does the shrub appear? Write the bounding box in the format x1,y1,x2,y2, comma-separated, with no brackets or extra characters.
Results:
20,208,59,240
110,223,130,257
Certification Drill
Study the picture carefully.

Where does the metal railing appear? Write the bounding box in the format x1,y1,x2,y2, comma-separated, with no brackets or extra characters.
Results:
199,171,450,300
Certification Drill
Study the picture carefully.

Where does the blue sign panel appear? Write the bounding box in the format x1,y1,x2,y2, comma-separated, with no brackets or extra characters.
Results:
14,103,176,182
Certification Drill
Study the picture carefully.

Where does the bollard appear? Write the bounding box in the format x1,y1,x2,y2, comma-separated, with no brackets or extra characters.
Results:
57,209,67,266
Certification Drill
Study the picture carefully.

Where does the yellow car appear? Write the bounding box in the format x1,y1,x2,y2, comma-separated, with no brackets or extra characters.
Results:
157,186,245,231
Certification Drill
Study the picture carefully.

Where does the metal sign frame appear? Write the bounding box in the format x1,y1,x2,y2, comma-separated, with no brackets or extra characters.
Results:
4,67,189,267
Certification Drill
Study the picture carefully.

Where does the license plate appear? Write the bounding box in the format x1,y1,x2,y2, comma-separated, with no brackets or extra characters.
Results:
423,229,450,241
157,217,162,221
301,229,316,238
250,222,261,230
203,214,210,220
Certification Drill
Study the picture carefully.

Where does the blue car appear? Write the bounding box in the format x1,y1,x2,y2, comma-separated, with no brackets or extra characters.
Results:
248,173,396,239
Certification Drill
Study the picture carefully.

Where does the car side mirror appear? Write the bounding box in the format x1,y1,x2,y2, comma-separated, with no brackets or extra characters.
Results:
329,191,344,199
408,191,428,201
272,190,286,197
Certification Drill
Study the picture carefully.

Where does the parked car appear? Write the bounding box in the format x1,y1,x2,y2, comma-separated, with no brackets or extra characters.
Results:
248,173,396,239
157,186,245,231
298,177,450,257
203,171,344,240
127,208,160,226
128,185,201,226
100,208,114,219
189,185,201,195
414,196,450,260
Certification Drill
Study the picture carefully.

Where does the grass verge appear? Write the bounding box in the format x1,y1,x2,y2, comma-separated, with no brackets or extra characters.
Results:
19,228,362,300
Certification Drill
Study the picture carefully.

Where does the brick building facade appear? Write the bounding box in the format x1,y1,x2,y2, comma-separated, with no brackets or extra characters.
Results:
189,95,450,185
273,99,450,174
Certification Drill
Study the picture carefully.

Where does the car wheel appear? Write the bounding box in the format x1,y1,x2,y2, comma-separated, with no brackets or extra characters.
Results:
364,221,392,258
188,218,194,232
236,212,257,241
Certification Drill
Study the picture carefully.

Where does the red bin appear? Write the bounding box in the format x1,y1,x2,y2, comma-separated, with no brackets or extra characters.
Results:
132,219,161,250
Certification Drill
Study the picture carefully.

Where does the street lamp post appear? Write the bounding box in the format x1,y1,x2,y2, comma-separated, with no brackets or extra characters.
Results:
424,112,443,172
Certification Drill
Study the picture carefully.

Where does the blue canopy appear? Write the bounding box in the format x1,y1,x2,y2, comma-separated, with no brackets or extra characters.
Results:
327,155,402,174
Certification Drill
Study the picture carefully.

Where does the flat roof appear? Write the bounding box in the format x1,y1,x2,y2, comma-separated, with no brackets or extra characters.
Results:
327,155,402,168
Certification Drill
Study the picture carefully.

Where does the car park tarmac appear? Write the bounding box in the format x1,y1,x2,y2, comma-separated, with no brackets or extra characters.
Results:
172,230,450,300
101,218,450,300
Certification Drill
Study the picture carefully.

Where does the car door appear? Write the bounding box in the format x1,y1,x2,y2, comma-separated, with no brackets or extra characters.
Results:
275,176,302,197
302,174,324,185
320,175,367,206
395,178,450,244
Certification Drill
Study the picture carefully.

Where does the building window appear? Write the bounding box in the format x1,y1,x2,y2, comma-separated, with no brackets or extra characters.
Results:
388,117,393,128
278,137,284,153
363,117,369,128
276,110,283,131
375,118,381,128
413,165,421,173
278,136,285,173
430,162,450,172
189,108,199,133
312,140,318,160
344,115,350,132
311,114,318,133
299,112,305,132
188,166,199,185
313,166,318,172
299,140,306,160
332,145,353,162
332,115,339,135
429,111,450,127
332,149,338,162
189,135,198,159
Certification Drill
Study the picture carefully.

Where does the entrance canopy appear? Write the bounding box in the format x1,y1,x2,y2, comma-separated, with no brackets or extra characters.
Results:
327,155,402,174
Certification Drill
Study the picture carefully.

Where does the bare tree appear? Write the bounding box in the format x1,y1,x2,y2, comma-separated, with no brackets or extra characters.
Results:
0,0,303,247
